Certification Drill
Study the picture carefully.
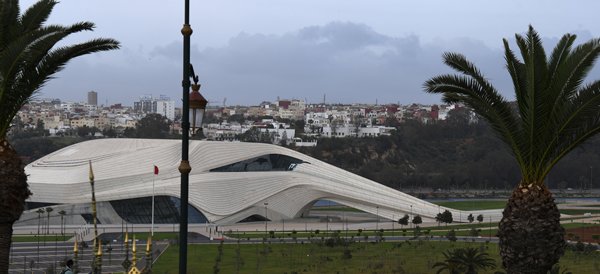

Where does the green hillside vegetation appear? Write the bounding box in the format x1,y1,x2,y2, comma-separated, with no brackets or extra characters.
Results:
294,113,600,191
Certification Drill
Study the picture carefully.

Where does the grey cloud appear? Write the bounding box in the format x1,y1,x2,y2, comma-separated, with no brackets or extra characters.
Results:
187,21,508,105
40,22,600,106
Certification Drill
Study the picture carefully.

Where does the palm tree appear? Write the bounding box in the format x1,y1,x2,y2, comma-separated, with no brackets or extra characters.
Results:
36,208,44,235
433,249,463,274
453,247,496,274
0,0,119,271
45,207,53,234
433,247,496,274
58,210,66,236
425,26,600,273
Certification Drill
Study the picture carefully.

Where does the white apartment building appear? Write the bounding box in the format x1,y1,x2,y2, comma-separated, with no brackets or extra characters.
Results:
155,99,175,120
133,95,175,120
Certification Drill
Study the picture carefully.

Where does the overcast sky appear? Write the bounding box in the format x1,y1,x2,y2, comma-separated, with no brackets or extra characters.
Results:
20,0,600,106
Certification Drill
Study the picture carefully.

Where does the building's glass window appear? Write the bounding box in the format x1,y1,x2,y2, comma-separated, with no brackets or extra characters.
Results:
237,214,270,223
81,213,101,224
25,202,59,210
110,196,208,224
210,154,306,172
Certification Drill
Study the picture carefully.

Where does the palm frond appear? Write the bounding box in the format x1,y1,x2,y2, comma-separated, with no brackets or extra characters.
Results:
540,81,600,177
425,56,526,173
425,26,600,185
0,38,119,135
0,0,19,48
0,1,119,137
0,23,96,112
18,0,57,34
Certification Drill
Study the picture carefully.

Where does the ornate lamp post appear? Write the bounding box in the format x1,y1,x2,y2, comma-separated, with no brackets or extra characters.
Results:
179,1,209,272
179,1,192,273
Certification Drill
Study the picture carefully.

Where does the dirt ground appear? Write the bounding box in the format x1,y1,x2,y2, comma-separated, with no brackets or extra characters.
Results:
566,226,600,243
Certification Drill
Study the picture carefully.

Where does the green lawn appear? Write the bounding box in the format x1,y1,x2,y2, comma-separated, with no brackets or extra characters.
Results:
127,232,179,241
152,241,600,274
432,200,507,210
11,235,71,242
559,209,600,215
562,223,600,229
226,222,600,241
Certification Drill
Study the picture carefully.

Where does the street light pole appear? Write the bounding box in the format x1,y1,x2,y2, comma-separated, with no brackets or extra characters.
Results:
264,202,269,237
410,205,413,229
376,206,379,230
178,0,193,273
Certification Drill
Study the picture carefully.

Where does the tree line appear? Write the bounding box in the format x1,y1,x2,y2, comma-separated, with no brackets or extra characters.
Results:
293,110,600,191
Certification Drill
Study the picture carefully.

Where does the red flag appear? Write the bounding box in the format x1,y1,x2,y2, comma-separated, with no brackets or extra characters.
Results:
154,165,159,175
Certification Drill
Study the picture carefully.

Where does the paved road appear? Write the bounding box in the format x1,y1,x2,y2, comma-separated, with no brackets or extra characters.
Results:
9,240,168,274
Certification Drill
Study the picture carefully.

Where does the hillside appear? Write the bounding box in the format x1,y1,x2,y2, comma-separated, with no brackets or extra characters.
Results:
293,120,600,191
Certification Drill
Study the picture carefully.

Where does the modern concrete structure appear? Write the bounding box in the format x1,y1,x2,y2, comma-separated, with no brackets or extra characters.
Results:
18,139,502,226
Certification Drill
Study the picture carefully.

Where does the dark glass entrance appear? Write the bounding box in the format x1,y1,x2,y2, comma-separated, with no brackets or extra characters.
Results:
110,195,208,224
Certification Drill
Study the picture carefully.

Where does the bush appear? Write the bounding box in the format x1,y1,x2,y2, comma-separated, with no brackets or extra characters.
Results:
341,249,352,259
446,229,457,242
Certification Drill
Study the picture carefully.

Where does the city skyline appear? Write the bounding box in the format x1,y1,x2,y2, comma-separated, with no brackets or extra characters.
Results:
19,0,600,106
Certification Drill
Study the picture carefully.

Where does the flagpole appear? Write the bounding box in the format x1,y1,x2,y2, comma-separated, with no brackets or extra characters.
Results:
152,177,155,236
152,165,158,236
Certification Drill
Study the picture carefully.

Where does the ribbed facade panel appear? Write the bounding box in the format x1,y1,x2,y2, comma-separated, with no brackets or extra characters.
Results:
25,139,503,224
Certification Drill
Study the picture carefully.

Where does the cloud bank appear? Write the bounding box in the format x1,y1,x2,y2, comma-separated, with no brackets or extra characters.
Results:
39,22,598,106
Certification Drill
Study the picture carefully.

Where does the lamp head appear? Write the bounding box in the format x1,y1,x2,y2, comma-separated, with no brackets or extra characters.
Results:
189,84,208,132
189,84,207,110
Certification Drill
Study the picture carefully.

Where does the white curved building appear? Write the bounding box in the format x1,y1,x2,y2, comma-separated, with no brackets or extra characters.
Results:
21,139,502,225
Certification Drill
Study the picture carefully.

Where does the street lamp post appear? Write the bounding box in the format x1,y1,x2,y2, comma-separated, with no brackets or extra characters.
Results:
264,202,269,237
392,214,394,237
376,206,379,230
179,0,193,273
410,205,413,228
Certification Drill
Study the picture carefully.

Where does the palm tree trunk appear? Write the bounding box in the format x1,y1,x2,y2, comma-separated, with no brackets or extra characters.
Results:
0,138,30,273
0,222,13,273
498,184,565,274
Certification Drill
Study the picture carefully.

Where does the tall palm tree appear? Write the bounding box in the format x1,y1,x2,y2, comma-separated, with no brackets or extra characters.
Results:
44,207,52,234
58,210,66,236
425,26,600,273
35,208,44,235
0,0,119,271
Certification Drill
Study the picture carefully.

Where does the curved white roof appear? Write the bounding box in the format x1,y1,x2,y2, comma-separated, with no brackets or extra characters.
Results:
25,139,502,224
